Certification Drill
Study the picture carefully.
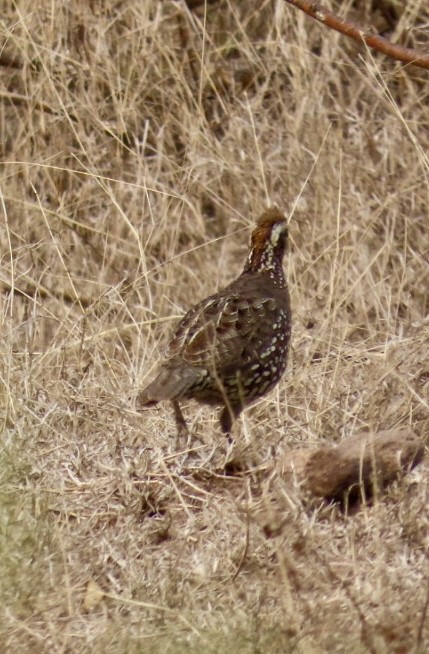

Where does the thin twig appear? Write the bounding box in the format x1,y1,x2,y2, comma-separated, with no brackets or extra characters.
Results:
415,569,429,652
311,547,378,654
232,480,251,581
284,0,429,69
0,89,66,116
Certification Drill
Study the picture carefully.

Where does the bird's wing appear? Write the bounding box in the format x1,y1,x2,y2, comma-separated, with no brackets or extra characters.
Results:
166,290,279,370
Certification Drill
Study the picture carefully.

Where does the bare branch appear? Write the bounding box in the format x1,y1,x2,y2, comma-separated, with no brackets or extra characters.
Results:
284,0,429,69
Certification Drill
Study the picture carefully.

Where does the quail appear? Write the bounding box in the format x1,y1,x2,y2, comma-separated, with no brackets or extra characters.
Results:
137,207,292,437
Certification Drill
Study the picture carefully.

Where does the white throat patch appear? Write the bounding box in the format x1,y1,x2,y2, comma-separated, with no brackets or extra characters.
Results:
270,222,286,246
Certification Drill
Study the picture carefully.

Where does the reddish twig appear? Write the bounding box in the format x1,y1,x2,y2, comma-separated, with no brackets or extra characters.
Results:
284,0,429,69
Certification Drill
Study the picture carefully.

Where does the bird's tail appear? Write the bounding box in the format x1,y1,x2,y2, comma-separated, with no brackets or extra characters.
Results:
137,366,198,407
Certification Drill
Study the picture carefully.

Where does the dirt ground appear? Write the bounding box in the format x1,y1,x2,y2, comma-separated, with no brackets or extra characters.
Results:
1,1,428,652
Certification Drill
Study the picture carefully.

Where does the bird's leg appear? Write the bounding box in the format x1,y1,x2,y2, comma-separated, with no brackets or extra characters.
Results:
171,400,189,438
220,406,232,439
172,400,188,439
220,404,241,443
219,404,242,470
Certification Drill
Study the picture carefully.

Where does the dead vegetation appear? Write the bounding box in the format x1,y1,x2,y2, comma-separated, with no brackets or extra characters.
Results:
1,1,428,652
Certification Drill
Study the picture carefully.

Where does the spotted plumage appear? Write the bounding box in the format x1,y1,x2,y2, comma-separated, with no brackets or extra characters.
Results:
137,207,292,436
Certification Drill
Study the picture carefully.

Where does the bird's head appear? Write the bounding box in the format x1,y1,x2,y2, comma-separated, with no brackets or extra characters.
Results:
244,207,288,278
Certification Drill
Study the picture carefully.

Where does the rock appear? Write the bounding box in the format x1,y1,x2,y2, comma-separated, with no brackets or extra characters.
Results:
276,428,425,503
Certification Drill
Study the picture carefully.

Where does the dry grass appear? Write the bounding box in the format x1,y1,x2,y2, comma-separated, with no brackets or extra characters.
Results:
1,1,429,652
